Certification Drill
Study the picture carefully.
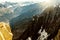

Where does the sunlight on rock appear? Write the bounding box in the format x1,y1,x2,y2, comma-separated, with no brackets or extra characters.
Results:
0,22,13,40
38,29,49,40
54,29,60,40
26,37,31,40
59,5,60,8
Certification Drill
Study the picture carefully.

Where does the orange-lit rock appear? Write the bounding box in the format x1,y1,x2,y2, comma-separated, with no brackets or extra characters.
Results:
0,22,13,40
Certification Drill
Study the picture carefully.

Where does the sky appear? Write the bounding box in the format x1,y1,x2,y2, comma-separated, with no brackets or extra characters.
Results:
0,0,56,3
0,0,43,3
0,0,60,6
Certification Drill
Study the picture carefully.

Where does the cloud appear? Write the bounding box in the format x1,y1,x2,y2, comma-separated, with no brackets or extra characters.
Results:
0,0,51,3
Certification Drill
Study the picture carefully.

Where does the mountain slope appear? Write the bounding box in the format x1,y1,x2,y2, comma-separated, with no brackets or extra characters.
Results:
10,3,43,29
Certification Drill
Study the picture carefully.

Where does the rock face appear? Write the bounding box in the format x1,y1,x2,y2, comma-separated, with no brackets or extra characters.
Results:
0,22,13,40
12,5,60,40
54,29,60,40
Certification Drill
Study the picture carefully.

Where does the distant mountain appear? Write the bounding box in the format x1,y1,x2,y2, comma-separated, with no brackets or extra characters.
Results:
0,2,39,23
0,2,43,29
9,3,43,29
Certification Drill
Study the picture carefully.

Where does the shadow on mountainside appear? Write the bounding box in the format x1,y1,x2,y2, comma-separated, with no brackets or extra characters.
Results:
11,5,60,40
